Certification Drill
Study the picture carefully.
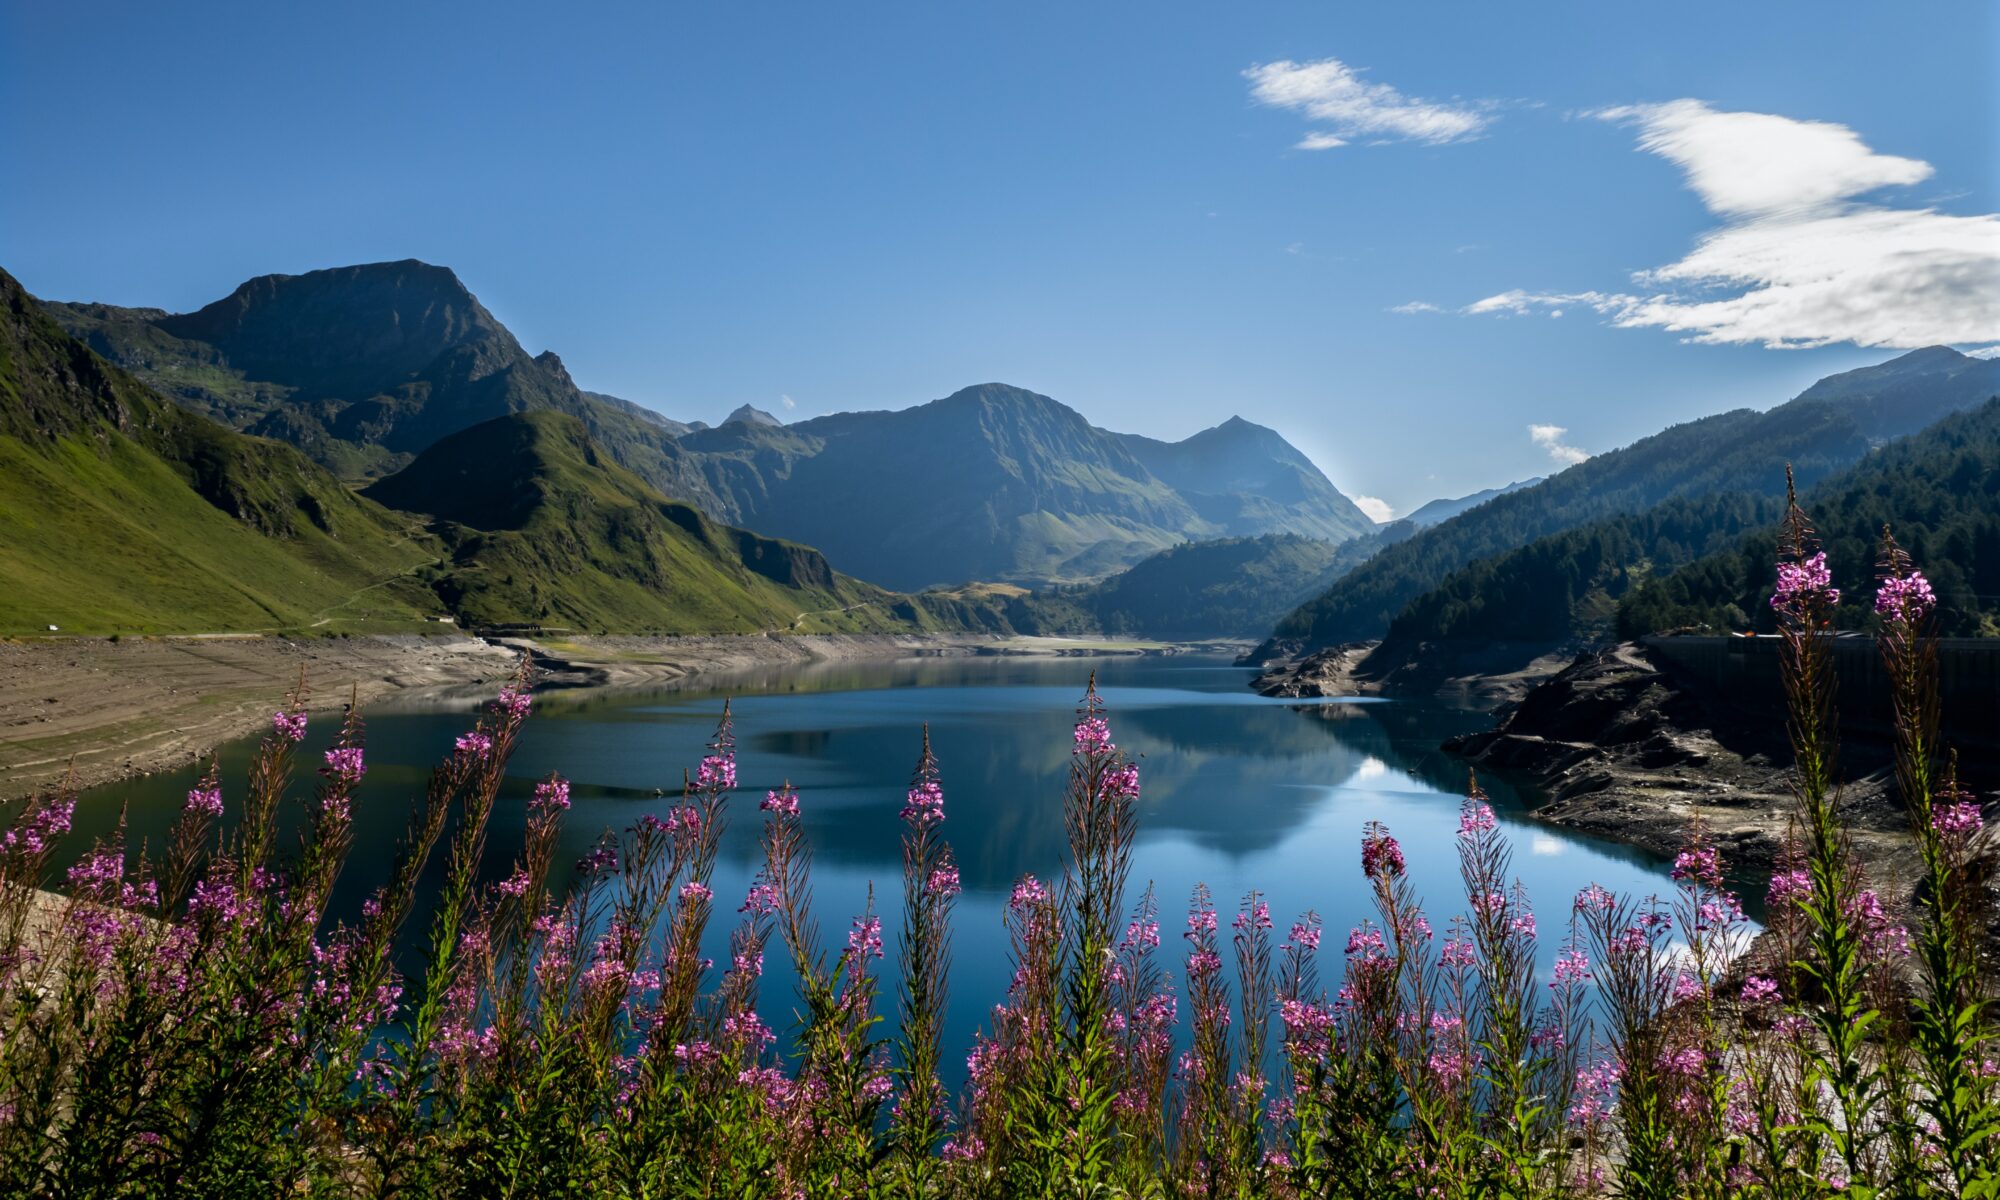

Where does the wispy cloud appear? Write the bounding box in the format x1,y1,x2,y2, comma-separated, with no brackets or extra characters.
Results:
1353,495,1395,522
1245,56,1490,149
1390,300,1445,314
1466,101,2000,349
779,394,797,411
1529,424,1590,466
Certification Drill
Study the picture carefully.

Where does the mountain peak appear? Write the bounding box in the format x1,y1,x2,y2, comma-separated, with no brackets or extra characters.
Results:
724,404,783,427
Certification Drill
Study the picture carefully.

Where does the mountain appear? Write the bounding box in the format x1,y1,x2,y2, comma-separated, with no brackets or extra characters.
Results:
1789,346,2000,442
723,404,783,427
1044,534,1350,640
0,267,438,634
1255,347,2000,661
581,390,702,437
1114,417,1376,544
1405,479,1542,527
360,410,928,635
1619,397,2000,638
46,263,1367,593
42,261,712,501
665,386,1372,590
1367,491,1786,675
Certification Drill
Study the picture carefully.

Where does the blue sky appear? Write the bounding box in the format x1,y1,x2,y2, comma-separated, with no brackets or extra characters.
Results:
5,1,1995,516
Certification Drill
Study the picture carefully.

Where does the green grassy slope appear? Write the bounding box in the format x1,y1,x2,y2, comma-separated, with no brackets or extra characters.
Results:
0,269,441,635
361,411,934,635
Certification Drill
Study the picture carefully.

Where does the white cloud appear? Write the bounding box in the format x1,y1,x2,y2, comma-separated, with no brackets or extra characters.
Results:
779,394,797,411
1466,101,2000,349
1353,495,1395,522
1529,424,1590,466
1390,300,1445,314
1245,57,1490,149
1969,345,2000,360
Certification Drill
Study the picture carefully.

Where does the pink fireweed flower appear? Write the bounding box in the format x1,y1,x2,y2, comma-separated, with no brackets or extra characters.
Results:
926,863,961,898
455,731,493,759
530,776,570,814
1671,845,1721,887
1767,868,1812,907
1344,925,1386,957
678,881,713,905
1771,551,1840,616
0,793,77,858
495,870,532,899
1073,715,1113,755
1101,762,1141,801
1440,938,1477,968
271,710,309,743
1121,916,1162,951
740,882,780,916
847,913,884,962
575,845,618,876
1459,801,1498,837
1934,795,1983,840
694,754,736,791
1009,875,1049,912
1571,1060,1621,1125
1875,570,1936,624
1360,823,1405,881
901,779,945,825
1741,976,1781,1005
491,686,533,719
1574,883,1617,913
183,784,224,819
1286,918,1321,952
320,746,366,785
1553,947,1591,985
1233,899,1273,932
760,786,799,817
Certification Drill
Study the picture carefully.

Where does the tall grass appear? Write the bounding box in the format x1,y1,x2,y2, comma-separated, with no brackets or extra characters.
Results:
0,500,1992,1197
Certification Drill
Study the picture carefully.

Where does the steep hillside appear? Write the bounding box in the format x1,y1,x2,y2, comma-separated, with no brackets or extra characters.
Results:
0,268,439,634
1046,534,1349,640
1115,417,1375,543
671,386,1369,589
361,411,930,635
1372,492,1785,665
1620,398,2000,638
1257,347,1998,660
46,264,1369,594
43,262,715,500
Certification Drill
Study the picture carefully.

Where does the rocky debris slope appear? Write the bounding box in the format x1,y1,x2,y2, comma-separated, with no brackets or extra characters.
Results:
1446,642,1928,881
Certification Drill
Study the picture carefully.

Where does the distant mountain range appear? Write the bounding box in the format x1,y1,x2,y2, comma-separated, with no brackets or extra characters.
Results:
1405,478,1542,527
1255,346,2000,661
668,388,1375,589
0,266,965,637
45,260,1371,589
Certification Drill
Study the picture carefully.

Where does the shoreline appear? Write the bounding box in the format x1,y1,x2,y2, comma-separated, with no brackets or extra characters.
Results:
0,632,1240,802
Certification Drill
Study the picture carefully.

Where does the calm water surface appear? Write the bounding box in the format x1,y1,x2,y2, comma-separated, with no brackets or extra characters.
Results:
66,654,1694,1085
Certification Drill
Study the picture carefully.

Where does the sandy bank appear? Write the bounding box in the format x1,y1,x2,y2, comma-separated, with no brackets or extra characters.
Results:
0,632,1026,801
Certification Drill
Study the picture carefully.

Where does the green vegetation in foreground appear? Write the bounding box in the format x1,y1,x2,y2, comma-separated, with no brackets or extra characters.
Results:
361,410,935,636
0,268,441,636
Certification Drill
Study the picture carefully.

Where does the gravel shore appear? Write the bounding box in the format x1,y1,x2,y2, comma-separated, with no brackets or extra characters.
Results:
0,632,1012,801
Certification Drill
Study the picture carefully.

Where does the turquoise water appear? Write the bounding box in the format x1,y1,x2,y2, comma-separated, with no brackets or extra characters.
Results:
62,653,1689,1083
